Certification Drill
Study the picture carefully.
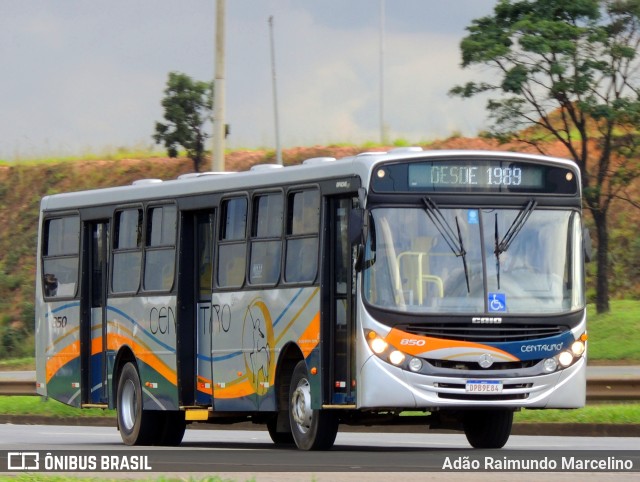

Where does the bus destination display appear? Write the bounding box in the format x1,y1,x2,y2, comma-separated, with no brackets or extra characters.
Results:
410,162,543,190
372,159,578,194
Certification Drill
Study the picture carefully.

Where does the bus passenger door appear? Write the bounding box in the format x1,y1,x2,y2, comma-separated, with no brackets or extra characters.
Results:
194,211,215,405
324,196,356,405
80,221,109,405
176,209,216,407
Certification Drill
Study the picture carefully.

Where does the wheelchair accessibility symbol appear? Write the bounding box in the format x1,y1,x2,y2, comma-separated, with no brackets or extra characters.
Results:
488,293,506,312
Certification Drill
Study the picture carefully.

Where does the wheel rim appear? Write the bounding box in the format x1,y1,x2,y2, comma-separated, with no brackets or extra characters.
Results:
291,377,312,434
120,379,137,432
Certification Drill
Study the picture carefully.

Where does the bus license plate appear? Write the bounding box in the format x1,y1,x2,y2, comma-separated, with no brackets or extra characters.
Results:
465,380,503,393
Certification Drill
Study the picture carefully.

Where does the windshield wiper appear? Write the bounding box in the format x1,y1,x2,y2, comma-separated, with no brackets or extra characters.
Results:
494,199,537,289
422,197,470,293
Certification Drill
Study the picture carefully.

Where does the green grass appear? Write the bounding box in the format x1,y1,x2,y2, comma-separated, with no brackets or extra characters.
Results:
586,300,640,362
514,403,640,424
0,396,114,418
0,357,35,371
0,395,637,425
0,143,165,165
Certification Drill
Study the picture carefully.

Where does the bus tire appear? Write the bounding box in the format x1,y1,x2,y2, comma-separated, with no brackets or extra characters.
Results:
267,415,295,445
157,411,186,446
288,360,338,450
116,362,157,445
463,409,513,449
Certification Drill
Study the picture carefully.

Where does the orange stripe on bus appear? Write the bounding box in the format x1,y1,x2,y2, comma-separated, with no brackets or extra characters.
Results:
275,287,319,345
385,328,519,361
44,326,80,355
213,378,255,399
297,311,320,358
45,341,80,383
106,333,177,386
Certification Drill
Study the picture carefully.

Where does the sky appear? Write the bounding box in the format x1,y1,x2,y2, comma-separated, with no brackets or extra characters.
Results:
1,1,498,161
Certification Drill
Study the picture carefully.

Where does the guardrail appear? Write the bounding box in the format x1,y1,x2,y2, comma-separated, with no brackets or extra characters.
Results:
1,378,638,400
587,378,640,401
0,380,38,396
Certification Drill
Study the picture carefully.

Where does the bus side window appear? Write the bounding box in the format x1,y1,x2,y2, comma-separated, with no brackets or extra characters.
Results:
249,192,283,285
285,189,319,283
217,197,247,288
112,208,142,293
42,215,80,298
144,205,177,291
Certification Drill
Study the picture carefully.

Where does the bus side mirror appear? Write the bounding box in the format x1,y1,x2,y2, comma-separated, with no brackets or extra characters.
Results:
349,207,367,271
349,208,364,245
583,227,593,262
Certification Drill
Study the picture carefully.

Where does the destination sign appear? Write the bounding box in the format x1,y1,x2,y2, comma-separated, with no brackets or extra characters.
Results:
410,163,543,189
371,158,578,194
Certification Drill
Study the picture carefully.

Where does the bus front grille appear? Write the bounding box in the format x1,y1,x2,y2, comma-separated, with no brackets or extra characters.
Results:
399,324,567,343
425,359,539,371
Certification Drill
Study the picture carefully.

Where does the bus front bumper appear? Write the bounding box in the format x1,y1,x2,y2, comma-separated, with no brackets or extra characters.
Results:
358,354,586,409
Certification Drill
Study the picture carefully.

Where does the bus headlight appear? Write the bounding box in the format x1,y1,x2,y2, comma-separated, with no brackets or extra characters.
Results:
543,358,558,373
571,340,586,357
389,350,406,366
408,357,423,372
366,330,421,371
370,337,388,355
557,351,574,367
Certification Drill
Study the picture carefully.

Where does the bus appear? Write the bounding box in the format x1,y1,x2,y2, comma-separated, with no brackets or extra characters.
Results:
35,149,589,450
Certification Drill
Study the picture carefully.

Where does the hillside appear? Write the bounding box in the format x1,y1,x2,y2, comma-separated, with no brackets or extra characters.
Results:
0,138,638,358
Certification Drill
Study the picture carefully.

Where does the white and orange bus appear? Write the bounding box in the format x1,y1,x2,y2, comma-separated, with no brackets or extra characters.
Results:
35,149,588,449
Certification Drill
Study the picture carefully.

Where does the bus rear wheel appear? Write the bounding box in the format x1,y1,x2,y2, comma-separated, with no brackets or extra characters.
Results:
462,409,513,449
116,362,157,445
288,360,338,450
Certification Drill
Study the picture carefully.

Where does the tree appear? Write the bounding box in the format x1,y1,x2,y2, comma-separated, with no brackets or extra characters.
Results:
450,0,640,313
153,72,214,172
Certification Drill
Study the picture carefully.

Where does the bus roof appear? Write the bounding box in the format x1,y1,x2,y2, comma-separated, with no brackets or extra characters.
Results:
40,149,577,212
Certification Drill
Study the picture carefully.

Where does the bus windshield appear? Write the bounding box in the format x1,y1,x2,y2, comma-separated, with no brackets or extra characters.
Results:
363,206,584,315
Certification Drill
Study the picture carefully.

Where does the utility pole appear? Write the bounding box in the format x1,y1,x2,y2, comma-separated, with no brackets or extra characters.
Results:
268,16,283,165
379,0,386,145
212,0,226,171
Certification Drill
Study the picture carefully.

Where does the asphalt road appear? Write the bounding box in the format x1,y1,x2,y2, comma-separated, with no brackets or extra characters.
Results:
0,424,638,477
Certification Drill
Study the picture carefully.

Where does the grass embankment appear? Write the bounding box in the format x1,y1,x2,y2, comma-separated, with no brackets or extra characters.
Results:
585,300,640,362
0,396,113,418
515,404,640,424
0,396,636,425
0,357,35,371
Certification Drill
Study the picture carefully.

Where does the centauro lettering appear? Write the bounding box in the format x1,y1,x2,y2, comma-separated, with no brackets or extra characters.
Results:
521,343,563,353
149,306,176,335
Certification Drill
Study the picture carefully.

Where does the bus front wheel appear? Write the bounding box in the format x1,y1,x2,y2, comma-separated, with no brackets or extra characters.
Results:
288,360,338,450
116,362,157,445
463,409,513,449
